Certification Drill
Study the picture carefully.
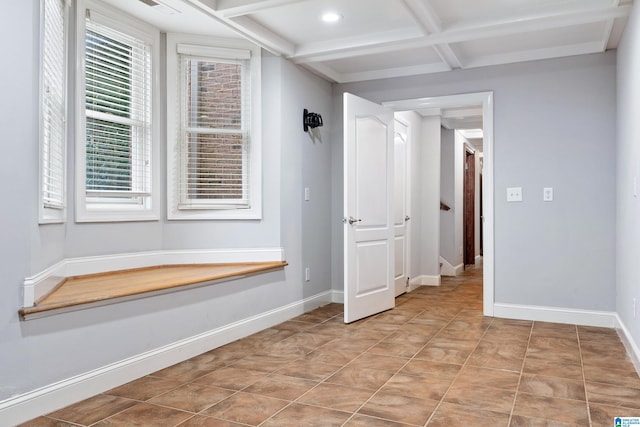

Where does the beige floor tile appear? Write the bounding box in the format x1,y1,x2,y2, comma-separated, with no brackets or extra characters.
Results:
348,352,409,373
193,366,268,390
399,359,462,380
518,373,586,400
275,357,342,381
243,374,317,400
513,393,589,425
343,414,415,427
589,403,640,427
509,414,578,426
201,392,288,425
522,358,584,381
261,403,351,427
148,383,233,413
453,365,521,390
297,383,374,412
177,415,247,426
105,375,182,400
586,382,640,409
427,402,510,427
326,366,394,390
380,373,452,401
92,402,192,427
46,394,138,426
444,383,516,413
357,390,438,425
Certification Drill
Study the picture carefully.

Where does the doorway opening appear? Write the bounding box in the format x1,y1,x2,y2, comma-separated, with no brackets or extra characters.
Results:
384,92,494,317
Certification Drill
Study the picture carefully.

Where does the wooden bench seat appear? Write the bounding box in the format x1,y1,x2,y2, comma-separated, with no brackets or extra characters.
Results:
20,261,287,320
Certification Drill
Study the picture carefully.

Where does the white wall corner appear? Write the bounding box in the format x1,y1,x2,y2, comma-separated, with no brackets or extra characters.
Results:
0,289,332,426
493,303,618,328
22,248,286,307
331,290,344,304
439,256,463,276
409,275,441,291
615,314,640,377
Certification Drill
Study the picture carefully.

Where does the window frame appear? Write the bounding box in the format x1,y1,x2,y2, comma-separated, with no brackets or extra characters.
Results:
39,0,69,224
166,33,262,220
75,0,160,222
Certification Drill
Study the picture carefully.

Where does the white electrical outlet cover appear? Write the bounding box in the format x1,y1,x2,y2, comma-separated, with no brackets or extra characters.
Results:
506,187,522,202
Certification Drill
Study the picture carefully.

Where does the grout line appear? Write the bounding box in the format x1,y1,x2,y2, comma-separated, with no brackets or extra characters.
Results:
577,324,594,427
506,318,534,426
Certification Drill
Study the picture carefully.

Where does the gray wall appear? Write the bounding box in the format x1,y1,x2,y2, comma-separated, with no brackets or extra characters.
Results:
418,117,442,278
0,0,333,401
440,128,456,264
616,3,640,349
334,52,617,311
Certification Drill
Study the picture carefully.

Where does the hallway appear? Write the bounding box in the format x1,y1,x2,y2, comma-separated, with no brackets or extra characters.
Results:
22,264,640,426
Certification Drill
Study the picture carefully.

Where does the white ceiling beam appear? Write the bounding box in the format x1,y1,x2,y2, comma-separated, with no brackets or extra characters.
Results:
338,62,452,84
215,0,305,18
230,15,296,55
292,28,424,63
463,41,604,69
179,0,295,56
300,62,344,83
400,0,462,69
291,4,631,64
402,0,442,33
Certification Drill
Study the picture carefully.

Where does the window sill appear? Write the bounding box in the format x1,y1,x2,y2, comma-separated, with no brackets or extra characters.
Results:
19,261,287,320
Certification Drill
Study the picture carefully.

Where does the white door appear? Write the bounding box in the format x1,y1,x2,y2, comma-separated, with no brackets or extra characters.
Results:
393,119,409,296
343,93,395,323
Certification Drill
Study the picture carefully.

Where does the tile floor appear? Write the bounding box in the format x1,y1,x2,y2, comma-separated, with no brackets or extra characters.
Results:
21,263,640,426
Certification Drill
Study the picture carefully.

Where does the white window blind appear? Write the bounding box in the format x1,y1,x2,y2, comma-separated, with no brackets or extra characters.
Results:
41,0,67,212
177,44,251,209
84,13,152,201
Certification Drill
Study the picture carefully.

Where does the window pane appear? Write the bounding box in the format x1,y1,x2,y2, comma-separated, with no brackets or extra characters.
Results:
186,60,242,130
85,29,132,118
86,117,132,191
84,16,152,199
186,132,245,200
42,0,66,210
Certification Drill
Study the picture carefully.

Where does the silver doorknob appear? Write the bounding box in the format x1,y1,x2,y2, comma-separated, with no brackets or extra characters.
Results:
348,216,362,225
405,215,411,221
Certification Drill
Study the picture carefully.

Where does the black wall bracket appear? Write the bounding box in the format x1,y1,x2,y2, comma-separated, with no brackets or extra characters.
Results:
303,109,323,132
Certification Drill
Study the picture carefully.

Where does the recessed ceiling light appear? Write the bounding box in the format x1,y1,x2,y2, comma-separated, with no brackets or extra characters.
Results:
322,12,342,23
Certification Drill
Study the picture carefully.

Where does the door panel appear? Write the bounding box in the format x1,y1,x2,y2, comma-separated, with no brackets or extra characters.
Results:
344,93,395,323
393,120,408,296
464,150,475,266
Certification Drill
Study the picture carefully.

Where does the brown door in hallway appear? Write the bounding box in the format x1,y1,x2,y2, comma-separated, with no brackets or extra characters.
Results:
464,150,475,266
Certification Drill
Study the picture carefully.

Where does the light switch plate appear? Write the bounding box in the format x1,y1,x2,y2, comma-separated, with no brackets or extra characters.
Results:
506,187,522,202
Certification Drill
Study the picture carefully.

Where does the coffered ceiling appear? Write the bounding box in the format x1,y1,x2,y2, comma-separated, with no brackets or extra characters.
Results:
120,0,633,83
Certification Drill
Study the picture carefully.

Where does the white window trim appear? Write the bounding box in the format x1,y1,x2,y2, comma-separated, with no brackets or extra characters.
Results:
166,33,262,220
75,0,160,222
39,0,69,224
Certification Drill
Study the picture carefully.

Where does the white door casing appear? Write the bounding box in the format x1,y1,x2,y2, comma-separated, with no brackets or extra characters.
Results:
343,93,395,323
393,119,409,297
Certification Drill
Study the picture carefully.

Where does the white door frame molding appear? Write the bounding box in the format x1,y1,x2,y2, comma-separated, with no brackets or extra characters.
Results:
384,92,495,316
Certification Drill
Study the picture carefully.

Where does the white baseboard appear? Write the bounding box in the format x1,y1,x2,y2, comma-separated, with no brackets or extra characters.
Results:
408,275,441,291
0,290,331,426
23,248,285,307
493,303,618,327
615,314,640,377
332,290,344,304
439,257,463,277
